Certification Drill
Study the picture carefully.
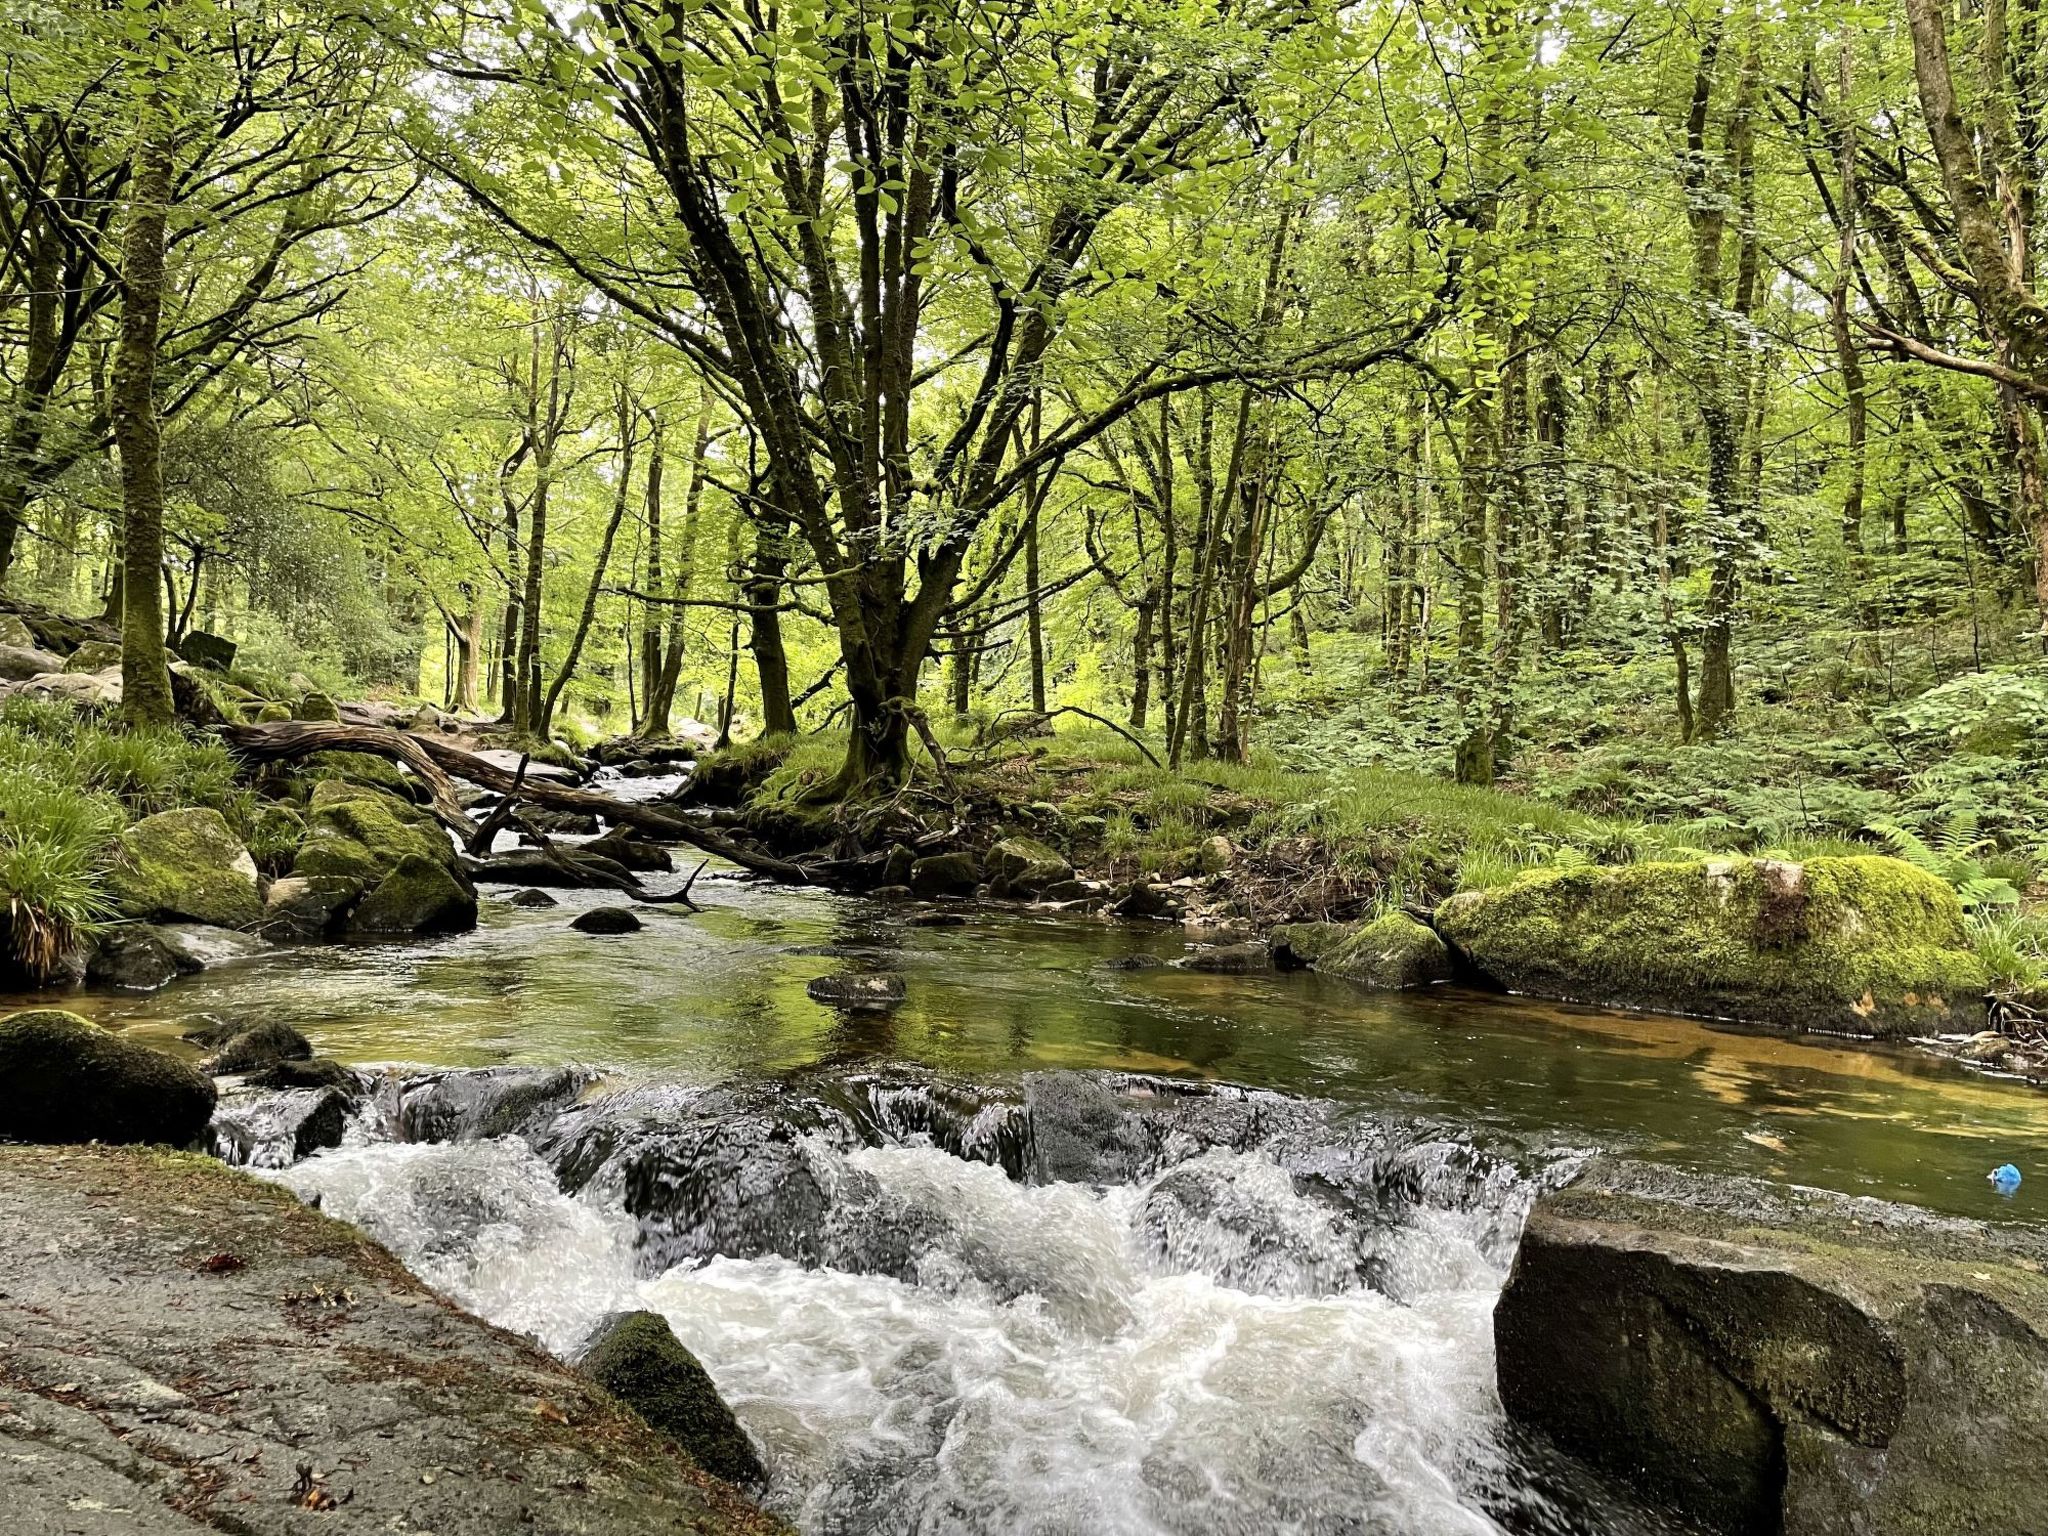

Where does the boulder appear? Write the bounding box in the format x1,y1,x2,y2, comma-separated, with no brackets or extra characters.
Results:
521,808,602,836
1193,834,1235,876
1495,1160,2048,1536
0,642,66,680
245,1056,359,1092
174,629,236,672
584,828,675,874
1435,856,1986,1035
86,926,182,991
294,691,341,722
1271,912,1453,990
576,1311,766,1488
106,808,264,929
806,973,907,1009
262,873,363,936
207,1020,314,1075
570,906,644,935
1176,941,1270,973
507,887,560,908
0,613,35,649
301,749,416,801
909,851,983,897
984,836,1074,896
347,854,478,935
62,639,122,674
253,699,292,722
0,1009,216,1146
1109,881,1184,920
153,923,270,971
210,1084,350,1168
294,780,457,887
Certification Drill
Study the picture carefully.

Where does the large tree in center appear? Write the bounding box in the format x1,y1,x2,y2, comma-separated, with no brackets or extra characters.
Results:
417,0,1446,789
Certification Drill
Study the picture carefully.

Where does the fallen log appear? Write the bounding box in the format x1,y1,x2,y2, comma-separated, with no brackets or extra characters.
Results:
218,720,812,884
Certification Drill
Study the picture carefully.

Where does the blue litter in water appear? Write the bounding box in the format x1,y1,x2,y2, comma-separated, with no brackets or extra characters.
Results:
1990,1163,2023,1195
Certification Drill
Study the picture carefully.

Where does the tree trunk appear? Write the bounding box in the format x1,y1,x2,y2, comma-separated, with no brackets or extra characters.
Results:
747,510,796,736
540,390,635,731
113,105,177,730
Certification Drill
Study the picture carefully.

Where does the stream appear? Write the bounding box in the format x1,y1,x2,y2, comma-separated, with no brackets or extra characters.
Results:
15,833,2048,1535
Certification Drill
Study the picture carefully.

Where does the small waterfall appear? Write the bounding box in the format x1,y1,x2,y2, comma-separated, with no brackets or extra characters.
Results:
235,1065,1682,1535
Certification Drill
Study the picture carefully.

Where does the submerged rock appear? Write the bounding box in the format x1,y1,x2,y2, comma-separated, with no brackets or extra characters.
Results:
585,828,675,873
508,886,560,908
1176,940,1271,973
0,1008,216,1146
1436,855,1987,1034
207,1020,314,1075
107,807,264,929
572,906,644,935
577,1310,767,1488
806,973,907,1009
1271,912,1453,990
1495,1159,2048,1536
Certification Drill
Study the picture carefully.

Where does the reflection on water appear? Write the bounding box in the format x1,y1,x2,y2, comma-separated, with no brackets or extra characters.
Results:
14,865,2048,1220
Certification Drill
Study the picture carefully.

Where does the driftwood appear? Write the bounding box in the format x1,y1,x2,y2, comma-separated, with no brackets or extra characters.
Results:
218,720,812,883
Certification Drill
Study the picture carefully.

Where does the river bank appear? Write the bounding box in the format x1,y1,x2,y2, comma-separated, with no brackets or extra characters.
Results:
0,1141,783,1535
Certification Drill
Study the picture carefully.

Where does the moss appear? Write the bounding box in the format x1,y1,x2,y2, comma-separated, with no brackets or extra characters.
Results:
208,1019,314,1074
578,1311,766,1489
302,749,418,802
347,853,477,935
293,780,454,886
105,806,264,929
0,1008,216,1146
1436,855,1987,1035
1274,911,1451,990
985,836,1073,894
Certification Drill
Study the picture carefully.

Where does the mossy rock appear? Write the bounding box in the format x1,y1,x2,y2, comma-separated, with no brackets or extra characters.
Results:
985,836,1073,896
252,700,292,723
1272,912,1452,990
303,749,418,802
346,854,477,935
106,808,264,929
293,781,455,887
910,851,983,897
0,1009,216,1147
208,1020,314,1074
294,691,340,722
577,1310,766,1488
263,873,364,936
1434,856,1986,1035
63,638,122,673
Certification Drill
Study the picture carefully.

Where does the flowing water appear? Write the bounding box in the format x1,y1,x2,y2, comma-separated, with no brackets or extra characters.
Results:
16,843,2048,1534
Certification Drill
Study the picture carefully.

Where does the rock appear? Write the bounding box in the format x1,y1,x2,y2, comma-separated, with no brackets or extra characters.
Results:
347,854,478,935
0,613,34,649
207,1020,314,1075
806,973,907,1009
1435,856,1987,1035
106,808,264,929
253,699,292,722
246,1056,359,1092
0,1009,216,1146
86,926,182,991
984,836,1074,896
16,666,120,709
294,780,458,887
1495,1159,2048,1536
584,828,675,874
576,1310,767,1488
1272,912,1453,990
153,923,270,971
1175,940,1270,973
262,873,363,936
0,642,66,680
1194,834,1234,876
910,851,983,897
508,887,560,908
522,808,602,836
1109,881,1182,920
174,629,237,672
571,906,643,935
211,1085,351,1168
62,638,122,673
294,691,341,721
302,749,416,801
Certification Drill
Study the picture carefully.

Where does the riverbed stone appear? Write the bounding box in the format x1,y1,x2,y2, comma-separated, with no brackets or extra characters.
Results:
246,1055,359,1092
1177,940,1271,973
295,779,457,886
910,850,983,897
347,853,478,935
1272,912,1453,989
508,886,560,907
154,922,270,970
585,827,675,873
806,973,908,1009
1495,1159,2048,1536
578,1310,767,1489
211,1084,351,1167
0,1008,216,1146
263,872,363,935
85,925,182,991
207,1019,314,1075
572,905,644,935
1435,855,1986,1034
106,807,265,929
985,836,1073,896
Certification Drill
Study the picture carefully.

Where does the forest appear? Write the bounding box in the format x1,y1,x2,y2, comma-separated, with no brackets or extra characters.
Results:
8,0,2048,963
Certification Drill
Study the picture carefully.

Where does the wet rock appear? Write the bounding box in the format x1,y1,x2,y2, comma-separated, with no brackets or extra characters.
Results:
0,1009,215,1147
174,629,236,672
1495,1159,2048,1536
1176,940,1270,973
154,922,270,971
1437,856,1986,1035
262,872,363,936
347,854,478,935
806,973,907,1009
62,638,122,673
868,883,914,900
907,911,966,928
577,1311,767,1488
0,642,66,679
508,886,560,907
1272,912,1453,990
107,807,264,929
207,1020,314,1075
909,851,982,897
211,1086,351,1168
375,1065,591,1143
572,906,644,935
984,836,1073,896
246,1056,360,1092
294,780,461,889
585,828,675,873
1109,881,1183,920
86,925,182,991
1104,953,1165,970
520,808,603,836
